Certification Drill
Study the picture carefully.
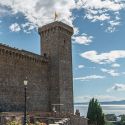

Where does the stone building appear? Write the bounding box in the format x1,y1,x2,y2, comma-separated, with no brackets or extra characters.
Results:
0,21,74,113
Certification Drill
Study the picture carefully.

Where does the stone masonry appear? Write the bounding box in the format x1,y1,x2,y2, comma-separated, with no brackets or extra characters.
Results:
0,21,74,113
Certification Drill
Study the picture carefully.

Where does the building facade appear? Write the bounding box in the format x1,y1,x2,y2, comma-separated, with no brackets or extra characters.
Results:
0,21,74,113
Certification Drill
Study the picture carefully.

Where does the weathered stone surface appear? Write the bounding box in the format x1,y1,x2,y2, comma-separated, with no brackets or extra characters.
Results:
0,45,49,112
39,21,74,113
0,21,74,113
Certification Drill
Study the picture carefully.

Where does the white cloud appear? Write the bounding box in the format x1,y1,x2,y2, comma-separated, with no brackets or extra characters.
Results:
74,27,79,35
111,63,120,68
106,20,120,32
76,0,125,11
74,75,105,81
85,13,110,22
107,84,125,92
101,68,120,76
74,95,124,102
9,23,21,32
0,0,75,27
78,65,84,69
76,0,125,32
9,22,36,33
80,50,125,64
0,5,12,17
73,33,93,45
0,0,124,33
21,22,36,33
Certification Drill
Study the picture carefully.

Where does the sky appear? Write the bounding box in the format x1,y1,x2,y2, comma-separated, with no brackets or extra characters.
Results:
0,0,125,103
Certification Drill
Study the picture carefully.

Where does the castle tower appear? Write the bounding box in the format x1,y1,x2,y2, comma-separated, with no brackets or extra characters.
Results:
38,21,74,113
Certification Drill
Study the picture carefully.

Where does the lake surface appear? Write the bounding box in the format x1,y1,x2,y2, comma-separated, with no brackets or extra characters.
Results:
74,105,125,116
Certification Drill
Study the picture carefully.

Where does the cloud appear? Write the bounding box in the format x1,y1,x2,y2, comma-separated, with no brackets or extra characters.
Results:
0,0,75,27
111,63,120,68
74,95,124,103
73,33,93,45
74,27,79,35
101,68,120,76
21,22,36,33
76,0,125,32
106,20,121,32
9,22,37,33
0,5,12,17
78,65,84,69
76,0,125,11
74,75,105,81
85,13,110,22
107,84,125,92
80,50,125,64
9,23,21,32
0,0,124,33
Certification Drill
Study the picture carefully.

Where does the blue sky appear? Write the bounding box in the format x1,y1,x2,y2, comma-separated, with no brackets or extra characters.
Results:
0,0,125,103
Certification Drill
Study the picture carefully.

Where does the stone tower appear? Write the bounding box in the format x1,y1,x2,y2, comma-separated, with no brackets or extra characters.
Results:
38,21,74,113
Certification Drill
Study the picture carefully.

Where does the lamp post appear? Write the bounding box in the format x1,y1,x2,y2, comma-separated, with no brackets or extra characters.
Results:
23,79,28,125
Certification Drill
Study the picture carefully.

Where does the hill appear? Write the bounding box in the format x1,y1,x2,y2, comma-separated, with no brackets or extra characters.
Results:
74,100,125,105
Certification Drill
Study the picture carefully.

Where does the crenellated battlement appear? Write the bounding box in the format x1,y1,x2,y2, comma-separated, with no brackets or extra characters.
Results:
0,43,48,64
38,21,74,37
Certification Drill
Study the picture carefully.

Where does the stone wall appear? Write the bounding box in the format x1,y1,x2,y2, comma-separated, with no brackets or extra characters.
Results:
0,21,74,113
0,44,50,112
70,115,88,125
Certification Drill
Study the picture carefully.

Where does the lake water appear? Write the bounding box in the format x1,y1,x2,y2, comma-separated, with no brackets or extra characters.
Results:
74,105,125,117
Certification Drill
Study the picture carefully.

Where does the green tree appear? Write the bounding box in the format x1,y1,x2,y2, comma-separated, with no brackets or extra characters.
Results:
104,121,115,125
120,115,125,125
87,98,105,125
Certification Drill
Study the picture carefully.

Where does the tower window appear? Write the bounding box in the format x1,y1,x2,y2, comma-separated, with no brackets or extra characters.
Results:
64,40,66,44
44,53,47,57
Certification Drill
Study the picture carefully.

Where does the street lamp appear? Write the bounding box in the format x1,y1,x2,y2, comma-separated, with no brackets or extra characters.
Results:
23,79,28,125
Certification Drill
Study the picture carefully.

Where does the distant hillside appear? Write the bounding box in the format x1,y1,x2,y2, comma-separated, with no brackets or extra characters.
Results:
74,100,125,105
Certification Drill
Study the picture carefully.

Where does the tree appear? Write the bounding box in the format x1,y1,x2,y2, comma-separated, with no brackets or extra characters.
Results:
104,121,115,125
87,98,105,125
120,115,125,125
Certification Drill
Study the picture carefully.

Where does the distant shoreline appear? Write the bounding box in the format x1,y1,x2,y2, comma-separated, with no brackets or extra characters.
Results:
74,100,125,105
74,104,125,106
74,104,125,116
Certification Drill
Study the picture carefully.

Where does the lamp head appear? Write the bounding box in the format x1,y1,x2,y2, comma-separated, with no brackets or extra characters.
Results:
24,80,28,86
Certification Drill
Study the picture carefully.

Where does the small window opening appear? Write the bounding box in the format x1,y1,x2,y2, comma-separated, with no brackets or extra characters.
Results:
44,53,47,57
64,40,66,44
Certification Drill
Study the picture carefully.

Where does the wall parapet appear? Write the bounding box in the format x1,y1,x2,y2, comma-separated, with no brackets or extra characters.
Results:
70,114,88,125
38,21,74,37
0,43,48,64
